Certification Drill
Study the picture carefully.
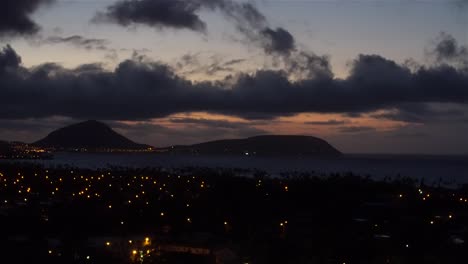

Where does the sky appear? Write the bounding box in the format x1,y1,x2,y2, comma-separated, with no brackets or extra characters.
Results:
0,0,467,154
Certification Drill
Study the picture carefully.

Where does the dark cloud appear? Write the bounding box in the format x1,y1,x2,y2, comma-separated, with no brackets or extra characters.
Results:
304,120,348,126
0,45,22,70
93,0,206,32
44,35,110,50
223,58,246,66
285,51,332,79
72,63,106,74
204,58,246,75
198,0,296,54
0,0,54,37
431,32,467,63
176,52,201,69
94,0,296,55
0,44,467,121
261,27,295,55
188,61,235,75
176,53,245,76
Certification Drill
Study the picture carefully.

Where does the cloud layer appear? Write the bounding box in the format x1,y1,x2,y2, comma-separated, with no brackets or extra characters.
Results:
43,35,110,50
0,34,467,121
94,0,296,55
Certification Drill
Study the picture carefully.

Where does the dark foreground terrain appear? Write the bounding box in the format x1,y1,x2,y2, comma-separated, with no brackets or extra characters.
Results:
0,163,467,264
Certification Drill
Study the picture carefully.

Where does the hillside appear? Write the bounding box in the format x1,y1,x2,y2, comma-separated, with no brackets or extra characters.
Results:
165,135,341,156
33,120,151,151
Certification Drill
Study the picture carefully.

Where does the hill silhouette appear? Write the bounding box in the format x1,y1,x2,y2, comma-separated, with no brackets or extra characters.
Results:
34,120,151,151
165,135,341,156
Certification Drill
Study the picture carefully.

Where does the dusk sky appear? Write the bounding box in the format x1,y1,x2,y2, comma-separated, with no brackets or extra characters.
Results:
1,0,467,154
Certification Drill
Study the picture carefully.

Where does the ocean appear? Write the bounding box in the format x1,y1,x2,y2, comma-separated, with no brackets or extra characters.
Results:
2,152,467,185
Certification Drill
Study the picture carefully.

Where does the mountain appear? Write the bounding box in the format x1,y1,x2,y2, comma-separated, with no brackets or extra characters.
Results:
164,135,341,156
34,120,151,151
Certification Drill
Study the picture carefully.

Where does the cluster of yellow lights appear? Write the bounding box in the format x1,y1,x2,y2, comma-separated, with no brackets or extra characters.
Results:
2,167,466,248
0,170,208,211
416,189,468,204
256,179,262,187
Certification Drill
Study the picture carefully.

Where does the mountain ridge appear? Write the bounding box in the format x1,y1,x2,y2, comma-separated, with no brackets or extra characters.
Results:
163,135,342,156
33,120,151,151
32,120,341,155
